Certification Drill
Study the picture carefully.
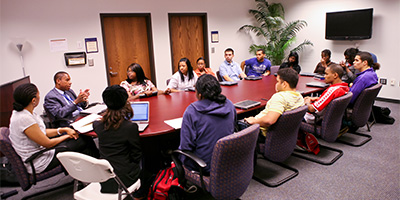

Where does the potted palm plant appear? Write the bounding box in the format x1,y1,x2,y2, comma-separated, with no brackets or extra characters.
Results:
239,0,313,65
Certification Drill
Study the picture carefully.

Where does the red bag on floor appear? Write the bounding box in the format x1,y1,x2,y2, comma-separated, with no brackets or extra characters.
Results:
297,130,320,155
148,162,184,200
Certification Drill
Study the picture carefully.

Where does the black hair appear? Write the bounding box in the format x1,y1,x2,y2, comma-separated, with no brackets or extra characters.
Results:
277,68,299,89
257,49,265,54
327,64,345,78
322,49,331,57
224,48,234,55
178,58,195,82
356,51,378,70
344,48,359,64
126,63,148,85
53,71,68,84
288,51,299,66
13,83,38,111
195,74,226,104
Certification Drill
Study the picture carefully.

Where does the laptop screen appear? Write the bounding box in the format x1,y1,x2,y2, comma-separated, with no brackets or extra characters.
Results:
130,102,149,122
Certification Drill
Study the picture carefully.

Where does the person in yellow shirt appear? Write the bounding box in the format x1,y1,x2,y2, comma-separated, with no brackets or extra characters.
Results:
245,68,305,140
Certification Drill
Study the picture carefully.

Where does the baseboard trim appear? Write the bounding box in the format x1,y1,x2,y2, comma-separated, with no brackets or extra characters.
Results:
376,97,400,104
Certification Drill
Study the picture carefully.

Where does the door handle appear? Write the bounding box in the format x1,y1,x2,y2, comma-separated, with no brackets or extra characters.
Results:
109,71,118,76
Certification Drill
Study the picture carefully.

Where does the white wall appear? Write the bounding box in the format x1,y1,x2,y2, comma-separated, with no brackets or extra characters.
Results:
278,0,400,100
1,0,399,115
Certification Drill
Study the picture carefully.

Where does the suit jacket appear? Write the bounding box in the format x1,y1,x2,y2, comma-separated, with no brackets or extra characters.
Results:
43,88,87,127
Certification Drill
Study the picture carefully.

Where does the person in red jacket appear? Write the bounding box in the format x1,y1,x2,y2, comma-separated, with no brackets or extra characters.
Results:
304,64,349,124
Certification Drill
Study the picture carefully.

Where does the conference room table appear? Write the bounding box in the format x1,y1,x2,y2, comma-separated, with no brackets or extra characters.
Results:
136,75,326,138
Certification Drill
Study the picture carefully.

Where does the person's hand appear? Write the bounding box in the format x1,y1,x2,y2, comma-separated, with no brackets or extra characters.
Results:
61,127,79,140
164,88,171,95
75,89,90,104
144,91,153,96
244,117,256,124
339,60,346,68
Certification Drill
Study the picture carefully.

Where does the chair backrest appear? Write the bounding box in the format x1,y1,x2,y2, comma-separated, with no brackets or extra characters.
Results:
270,65,280,75
57,151,115,183
351,83,382,127
319,92,353,142
216,71,223,82
264,105,308,162
0,127,31,190
208,124,259,200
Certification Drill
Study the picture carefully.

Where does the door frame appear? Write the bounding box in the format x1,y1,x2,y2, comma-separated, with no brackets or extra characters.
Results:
100,13,157,86
168,13,209,74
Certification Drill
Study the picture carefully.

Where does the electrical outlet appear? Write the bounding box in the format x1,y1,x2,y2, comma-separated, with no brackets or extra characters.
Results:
379,78,387,85
390,79,395,86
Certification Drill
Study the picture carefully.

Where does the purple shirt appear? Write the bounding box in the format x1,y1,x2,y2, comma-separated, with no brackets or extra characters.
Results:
350,68,378,105
245,57,271,76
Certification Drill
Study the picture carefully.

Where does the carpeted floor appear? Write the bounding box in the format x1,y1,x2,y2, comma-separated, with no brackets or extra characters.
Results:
1,100,398,200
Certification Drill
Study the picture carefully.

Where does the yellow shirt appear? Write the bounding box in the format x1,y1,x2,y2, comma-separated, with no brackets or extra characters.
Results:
255,91,305,136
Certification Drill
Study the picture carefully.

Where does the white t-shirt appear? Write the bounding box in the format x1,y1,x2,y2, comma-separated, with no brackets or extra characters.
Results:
167,71,198,90
9,109,55,174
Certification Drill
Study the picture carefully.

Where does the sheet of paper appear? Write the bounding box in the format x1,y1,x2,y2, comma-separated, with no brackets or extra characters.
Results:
80,104,107,114
164,118,183,129
71,113,102,133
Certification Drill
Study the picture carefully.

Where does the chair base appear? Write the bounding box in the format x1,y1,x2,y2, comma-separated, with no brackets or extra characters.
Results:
74,179,140,200
253,156,299,187
292,144,343,165
336,132,372,147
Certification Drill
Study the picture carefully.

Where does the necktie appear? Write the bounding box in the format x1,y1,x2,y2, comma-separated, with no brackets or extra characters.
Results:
63,92,82,111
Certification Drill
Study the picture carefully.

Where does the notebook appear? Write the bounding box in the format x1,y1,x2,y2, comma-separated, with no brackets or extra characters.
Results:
234,100,261,110
300,72,317,77
306,82,329,88
130,101,150,132
244,75,262,81
220,81,238,86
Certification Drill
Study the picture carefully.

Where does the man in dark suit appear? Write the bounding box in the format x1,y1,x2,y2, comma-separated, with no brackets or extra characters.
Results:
44,71,90,127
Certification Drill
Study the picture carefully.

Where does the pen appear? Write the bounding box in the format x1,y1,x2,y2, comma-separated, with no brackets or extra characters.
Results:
261,98,268,101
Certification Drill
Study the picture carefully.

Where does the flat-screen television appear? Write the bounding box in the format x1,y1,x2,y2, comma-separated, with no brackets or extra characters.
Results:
325,8,373,40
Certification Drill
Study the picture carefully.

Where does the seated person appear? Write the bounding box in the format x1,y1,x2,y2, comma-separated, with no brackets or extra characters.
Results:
219,48,246,81
194,57,216,77
339,47,359,84
93,85,149,198
10,83,99,174
245,68,304,140
279,51,301,74
240,49,271,77
179,74,236,173
164,57,198,94
303,64,349,123
44,71,89,127
120,63,158,101
314,49,335,75
349,51,378,106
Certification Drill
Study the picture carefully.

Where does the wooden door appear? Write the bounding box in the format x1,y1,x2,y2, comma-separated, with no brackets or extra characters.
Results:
101,14,156,86
169,14,209,73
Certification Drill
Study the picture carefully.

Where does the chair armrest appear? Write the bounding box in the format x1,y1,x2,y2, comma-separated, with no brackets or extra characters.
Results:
172,150,207,168
24,148,54,185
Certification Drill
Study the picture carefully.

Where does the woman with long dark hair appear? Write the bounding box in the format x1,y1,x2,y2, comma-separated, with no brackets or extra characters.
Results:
164,57,198,94
179,74,236,173
120,63,158,100
279,52,301,73
9,83,98,174
93,85,148,198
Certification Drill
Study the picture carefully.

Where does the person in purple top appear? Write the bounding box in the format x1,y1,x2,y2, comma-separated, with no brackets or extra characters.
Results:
349,51,378,106
241,49,272,77
179,74,236,173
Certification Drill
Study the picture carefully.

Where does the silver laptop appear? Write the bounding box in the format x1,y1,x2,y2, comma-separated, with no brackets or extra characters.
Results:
234,100,261,110
306,82,329,88
130,101,150,132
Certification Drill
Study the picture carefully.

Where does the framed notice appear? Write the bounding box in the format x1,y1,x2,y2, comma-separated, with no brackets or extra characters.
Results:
85,38,98,53
211,31,219,43
64,52,87,66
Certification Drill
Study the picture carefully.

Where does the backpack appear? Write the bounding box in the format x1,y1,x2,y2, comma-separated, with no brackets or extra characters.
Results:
148,162,185,200
296,130,320,155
